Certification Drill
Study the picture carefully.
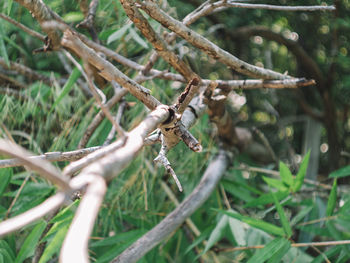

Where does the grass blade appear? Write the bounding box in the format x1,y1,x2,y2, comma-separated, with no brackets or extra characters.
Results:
272,192,292,238
247,237,290,263
326,179,337,216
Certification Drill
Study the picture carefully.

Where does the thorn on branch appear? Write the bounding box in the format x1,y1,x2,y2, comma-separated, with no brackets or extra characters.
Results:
154,145,183,192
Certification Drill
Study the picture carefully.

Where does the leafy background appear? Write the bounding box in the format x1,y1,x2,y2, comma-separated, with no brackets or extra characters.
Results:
1,0,350,262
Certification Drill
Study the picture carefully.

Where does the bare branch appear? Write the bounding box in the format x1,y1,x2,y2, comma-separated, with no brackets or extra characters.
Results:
120,0,197,81
78,88,127,149
0,139,70,190
14,0,63,50
224,2,336,12
77,0,100,43
0,146,101,168
0,192,66,237
113,149,230,263
0,58,59,86
0,13,45,41
61,29,161,110
139,0,290,80
60,174,106,263
70,105,170,180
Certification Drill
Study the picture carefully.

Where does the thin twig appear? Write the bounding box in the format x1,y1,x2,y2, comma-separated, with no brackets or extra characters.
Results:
225,2,336,12
139,0,290,80
0,146,101,168
78,88,127,149
0,13,46,41
0,139,70,190
4,174,30,220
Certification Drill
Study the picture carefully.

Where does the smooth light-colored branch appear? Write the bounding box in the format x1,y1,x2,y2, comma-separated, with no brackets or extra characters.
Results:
0,146,101,168
0,139,70,190
139,0,289,80
225,2,336,11
0,192,66,237
60,174,106,263
113,149,230,262
75,105,170,180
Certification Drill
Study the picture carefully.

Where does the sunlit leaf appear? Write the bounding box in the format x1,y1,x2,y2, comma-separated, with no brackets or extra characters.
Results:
247,237,290,263
15,220,47,263
329,165,350,178
203,215,228,253
279,161,293,187
129,28,148,49
107,23,132,44
272,192,292,238
292,151,310,192
217,209,285,236
326,179,337,216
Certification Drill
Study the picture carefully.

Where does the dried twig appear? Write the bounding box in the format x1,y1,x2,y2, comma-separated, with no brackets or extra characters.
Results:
0,139,70,190
61,29,161,110
0,146,101,168
139,0,290,80
224,2,336,12
78,88,127,149
77,0,100,43
0,13,45,41
120,0,197,81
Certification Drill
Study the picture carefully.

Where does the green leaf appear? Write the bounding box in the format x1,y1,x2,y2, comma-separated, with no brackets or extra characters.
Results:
228,213,246,246
279,162,294,186
0,23,10,67
0,248,13,263
292,151,310,192
218,210,285,236
329,165,350,178
90,229,146,248
129,28,149,49
326,179,337,216
266,239,291,263
244,191,289,208
38,224,69,263
0,240,15,260
15,220,47,263
62,12,84,23
290,206,313,226
262,176,288,191
203,215,228,253
247,238,290,263
7,0,13,15
50,199,79,223
0,168,12,196
185,227,213,254
50,67,81,113
272,192,292,238
107,23,132,44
